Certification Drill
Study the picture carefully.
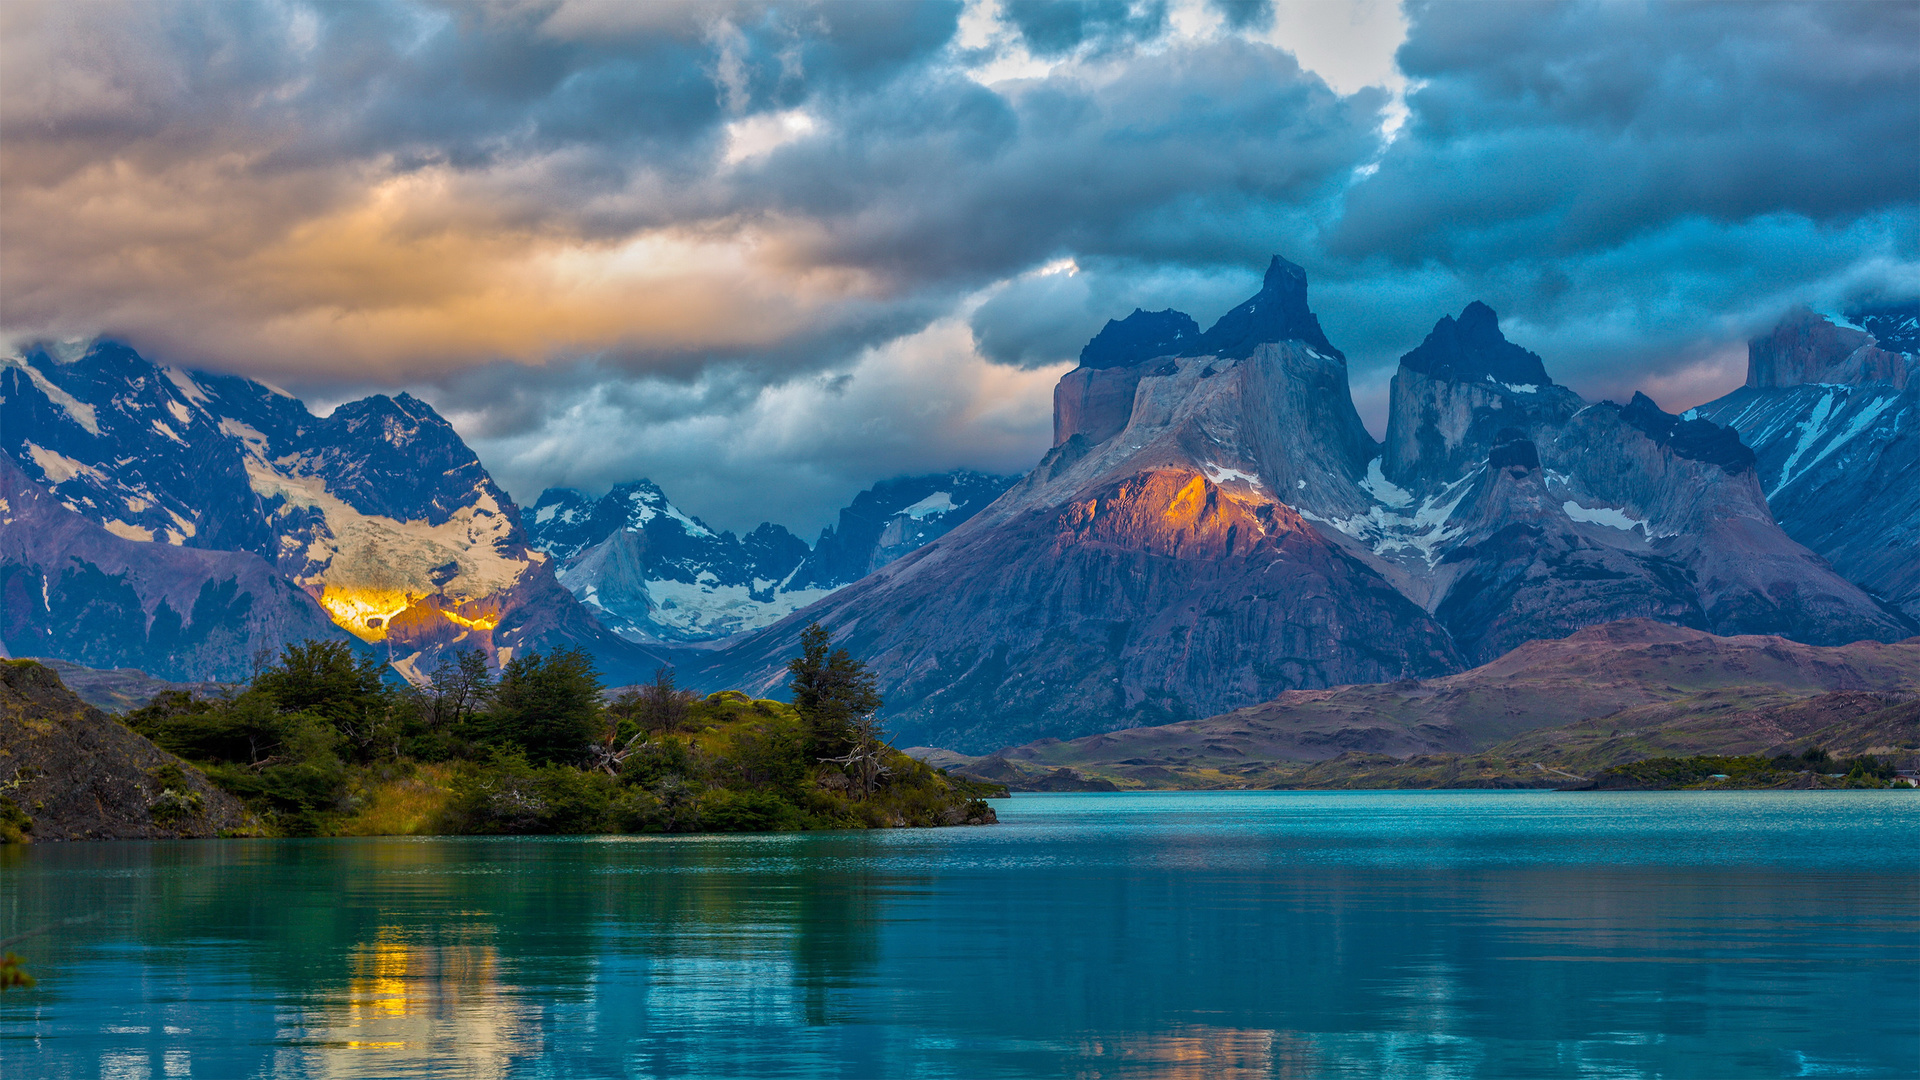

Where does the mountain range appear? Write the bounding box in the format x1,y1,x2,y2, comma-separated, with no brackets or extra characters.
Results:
1,342,662,681
3,260,1913,756
525,471,1015,645
694,259,1916,751
0,340,1011,680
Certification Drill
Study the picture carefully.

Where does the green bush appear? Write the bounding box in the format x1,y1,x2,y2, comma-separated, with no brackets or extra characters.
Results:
0,797,31,845
442,752,616,834
119,636,998,837
700,788,803,832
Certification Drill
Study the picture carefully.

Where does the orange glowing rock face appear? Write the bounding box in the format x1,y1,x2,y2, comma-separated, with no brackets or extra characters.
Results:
319,587,417,642
314,586,509,673
1058,469,1295,560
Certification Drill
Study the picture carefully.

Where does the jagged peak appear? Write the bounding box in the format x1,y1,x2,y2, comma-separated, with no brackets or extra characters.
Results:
1079,308,1200,370
1182,255,1343,362
1618,392,1755,475
1843,298,1919,356
1400,302,1551,388
534,486,590,505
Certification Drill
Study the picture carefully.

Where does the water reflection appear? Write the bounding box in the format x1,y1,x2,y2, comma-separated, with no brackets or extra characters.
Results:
1,793,1915,1079
281,929,536,1074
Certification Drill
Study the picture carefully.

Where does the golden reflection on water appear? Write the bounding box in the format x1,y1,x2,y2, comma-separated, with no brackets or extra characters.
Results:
292,927,536,1076
1073,1024,1323,1079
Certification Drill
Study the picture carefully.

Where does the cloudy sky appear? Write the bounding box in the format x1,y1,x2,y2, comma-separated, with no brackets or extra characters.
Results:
3,0,1916,535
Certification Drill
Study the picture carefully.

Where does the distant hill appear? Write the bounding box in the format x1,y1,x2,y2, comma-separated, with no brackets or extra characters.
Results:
23,658,238,714
919,620,1920,788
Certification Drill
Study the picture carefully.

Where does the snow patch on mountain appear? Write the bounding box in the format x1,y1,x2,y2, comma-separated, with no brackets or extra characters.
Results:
1202,463,1263,489
1306,468,1474,565
901,491,957,519
1769,392,1900,499
642,577,837,639
24,443,104,486
625,486,714,537
3,354,100,434
1562,500,1647,532
233,440,530,642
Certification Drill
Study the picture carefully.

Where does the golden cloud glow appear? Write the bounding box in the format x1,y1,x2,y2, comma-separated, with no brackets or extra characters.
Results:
2,148,890,379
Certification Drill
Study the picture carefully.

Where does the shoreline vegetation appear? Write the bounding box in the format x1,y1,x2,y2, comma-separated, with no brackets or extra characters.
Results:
1,624,1001,844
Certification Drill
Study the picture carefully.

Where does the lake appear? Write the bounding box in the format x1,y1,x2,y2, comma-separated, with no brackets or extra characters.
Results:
2,791,1916,1078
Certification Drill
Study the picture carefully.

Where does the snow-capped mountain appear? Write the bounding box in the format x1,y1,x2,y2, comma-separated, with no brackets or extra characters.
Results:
1,340,664,682
1691,302,1920,619
526,471,1016,644
785,471,1019,590
697,258,1911,752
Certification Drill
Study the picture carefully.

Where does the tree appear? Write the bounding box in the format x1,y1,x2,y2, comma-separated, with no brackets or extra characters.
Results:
638,666,692,735
426,648,494,729
787,623,888,796
592,667,691,776
480,647,604,766
253,640,392,758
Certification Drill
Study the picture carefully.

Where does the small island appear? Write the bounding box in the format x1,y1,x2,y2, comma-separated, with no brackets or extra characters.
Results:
0,624,1001,842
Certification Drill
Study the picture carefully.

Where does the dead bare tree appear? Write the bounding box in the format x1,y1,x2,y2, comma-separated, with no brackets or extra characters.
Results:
820,710,893,799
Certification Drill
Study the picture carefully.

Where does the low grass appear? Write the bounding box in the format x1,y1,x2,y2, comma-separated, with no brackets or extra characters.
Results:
335,763,458,836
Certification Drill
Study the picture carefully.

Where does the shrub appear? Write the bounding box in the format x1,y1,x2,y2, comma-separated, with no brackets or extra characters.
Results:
443,751,615,834
0,797,31,845
700,789,802,832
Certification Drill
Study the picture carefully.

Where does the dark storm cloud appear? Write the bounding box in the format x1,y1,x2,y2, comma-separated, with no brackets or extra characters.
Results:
3,0,1915,533
734,37,1380,283
1331,0,1920,266
999,0,1168,58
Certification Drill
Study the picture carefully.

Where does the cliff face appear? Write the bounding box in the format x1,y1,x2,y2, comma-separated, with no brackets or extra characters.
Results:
701,261,1463,751
0,660,255,840
1746,306,1916,390
1323,306,1909,663
1692,302,1920,620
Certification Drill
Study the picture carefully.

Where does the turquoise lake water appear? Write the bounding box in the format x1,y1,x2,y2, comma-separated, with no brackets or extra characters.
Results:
2,791,1916,1078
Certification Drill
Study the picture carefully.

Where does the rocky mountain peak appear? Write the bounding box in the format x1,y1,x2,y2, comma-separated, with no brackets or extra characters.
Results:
1400,302,1551,388
1846,299,1919,355
1618,392,1756,475
1078,309,1200,370
1748,306,1916,390
307,393,506,529
1182,255,1342,361
1383,303,1581,487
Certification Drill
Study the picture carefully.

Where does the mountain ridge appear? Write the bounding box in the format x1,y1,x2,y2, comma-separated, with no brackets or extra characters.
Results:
694,260,1913,751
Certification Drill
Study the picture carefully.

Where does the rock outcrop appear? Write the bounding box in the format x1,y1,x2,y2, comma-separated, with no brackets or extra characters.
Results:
0,659,255,840
1691,302,1920,620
